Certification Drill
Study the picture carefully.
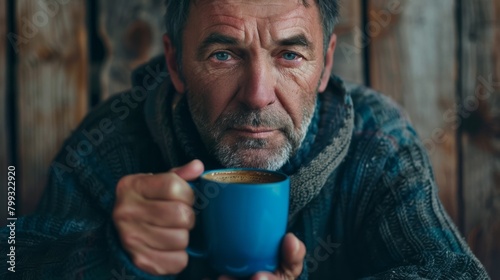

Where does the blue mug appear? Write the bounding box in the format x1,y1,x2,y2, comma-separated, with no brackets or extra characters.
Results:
188,168,290,277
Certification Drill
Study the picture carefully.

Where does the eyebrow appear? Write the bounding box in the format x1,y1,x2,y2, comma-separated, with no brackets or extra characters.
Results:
196,32,314,59
277,34,312,48
197,33,239,59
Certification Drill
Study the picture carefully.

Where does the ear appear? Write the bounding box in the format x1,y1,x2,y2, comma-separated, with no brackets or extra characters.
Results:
163,34,186,93
318,34,337,93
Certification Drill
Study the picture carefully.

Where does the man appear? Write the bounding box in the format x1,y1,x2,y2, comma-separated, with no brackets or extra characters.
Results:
0,0,490,279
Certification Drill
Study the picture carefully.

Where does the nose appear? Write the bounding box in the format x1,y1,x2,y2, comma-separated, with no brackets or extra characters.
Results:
238,59,277,110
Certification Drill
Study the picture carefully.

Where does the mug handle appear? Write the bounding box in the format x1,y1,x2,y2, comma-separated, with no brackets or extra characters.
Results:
186,182,208,258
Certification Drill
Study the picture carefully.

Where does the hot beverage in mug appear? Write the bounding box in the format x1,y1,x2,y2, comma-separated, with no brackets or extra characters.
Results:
188,168,290,277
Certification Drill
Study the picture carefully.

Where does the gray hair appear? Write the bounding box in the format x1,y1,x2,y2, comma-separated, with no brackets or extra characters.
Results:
165,0,339,68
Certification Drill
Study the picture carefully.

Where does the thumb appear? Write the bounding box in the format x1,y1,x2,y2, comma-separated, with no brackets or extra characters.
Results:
280,233,306,278
171,159,205,181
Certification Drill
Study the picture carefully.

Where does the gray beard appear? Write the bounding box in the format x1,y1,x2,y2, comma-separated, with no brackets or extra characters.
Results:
216,139,292,171
188,95,317,171
211,109,314,170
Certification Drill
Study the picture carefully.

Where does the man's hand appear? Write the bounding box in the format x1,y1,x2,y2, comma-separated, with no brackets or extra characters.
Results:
113,159,204,275
219,233,306,280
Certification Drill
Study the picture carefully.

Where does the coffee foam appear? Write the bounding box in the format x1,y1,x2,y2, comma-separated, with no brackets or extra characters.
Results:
204,170,284,184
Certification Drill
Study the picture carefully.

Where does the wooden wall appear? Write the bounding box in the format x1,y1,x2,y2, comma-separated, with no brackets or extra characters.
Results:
1,0,499,278
15,0,89,215
460,0,500,274
369,0,460,222
334,0,364,84
98,0,165,98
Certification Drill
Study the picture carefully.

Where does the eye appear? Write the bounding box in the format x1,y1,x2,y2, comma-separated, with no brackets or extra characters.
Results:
282,52,299,60
212,51,232,61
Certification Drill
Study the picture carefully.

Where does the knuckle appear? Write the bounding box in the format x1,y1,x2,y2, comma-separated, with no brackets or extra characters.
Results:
116,174,143,199
163,174,194,204
132,255,157,275
117,175,134,192
161,229,189,250
134,256,168,276
170,252,189,274
112,207,125,222
291,262,304,278
185,187,195,205
165,176,187,197
112,205,135,223
176,229,190,248
160,172,179,186
121,233,140,249
174,203,195,228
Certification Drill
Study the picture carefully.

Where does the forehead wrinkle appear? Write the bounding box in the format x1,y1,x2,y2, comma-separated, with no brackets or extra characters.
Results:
195,16,249,48
199,0,304,8
203,14,246,32
267,19,316,47
191,0,321,51
256,9,317,51
196,0,306,22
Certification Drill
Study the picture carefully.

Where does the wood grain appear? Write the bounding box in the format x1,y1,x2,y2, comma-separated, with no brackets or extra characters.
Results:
332,0,364,84
368,0,459,222
16,0,88,215
461,0,500,277
98,0,165,99
0,0,8,226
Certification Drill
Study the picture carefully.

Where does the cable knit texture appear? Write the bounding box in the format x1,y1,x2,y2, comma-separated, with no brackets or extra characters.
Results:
0,57,489,279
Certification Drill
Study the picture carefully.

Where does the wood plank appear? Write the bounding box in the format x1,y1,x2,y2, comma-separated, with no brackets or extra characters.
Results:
368,0,459,223
98,0,165,99
0,0,8,226
461,0,500,278
99,0,361,94
332,0,364,84
16,0,88,215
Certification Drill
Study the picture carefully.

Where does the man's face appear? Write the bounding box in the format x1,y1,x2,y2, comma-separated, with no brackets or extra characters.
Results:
165,0,336,170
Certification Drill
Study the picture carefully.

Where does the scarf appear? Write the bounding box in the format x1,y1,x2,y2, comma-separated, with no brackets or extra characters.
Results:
144,73,354,220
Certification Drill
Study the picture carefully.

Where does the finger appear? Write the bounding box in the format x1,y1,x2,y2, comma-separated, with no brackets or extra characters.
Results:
144,201,196,229
118,223,189,252
138,225,189,251
115,200,195,229
171,159,205,181
130,248,188,276
280,233,306,277
250,272,278,280
132,173,195,204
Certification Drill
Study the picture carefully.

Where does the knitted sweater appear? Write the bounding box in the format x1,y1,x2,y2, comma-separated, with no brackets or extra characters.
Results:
0,57,489,279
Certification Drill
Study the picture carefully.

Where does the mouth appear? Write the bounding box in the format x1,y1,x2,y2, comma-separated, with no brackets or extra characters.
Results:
229,126,278,139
